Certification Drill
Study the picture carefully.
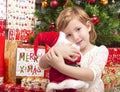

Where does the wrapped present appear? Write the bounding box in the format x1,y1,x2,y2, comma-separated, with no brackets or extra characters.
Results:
0,0,6,19
9,85,16,92
102,66,120,91
106,48,120,66
116,48,120,64
15,85,25,92
0,35,5,84
0,83,5,91
0,82,45,92
0,82,16,92
7,0,35,30
8,29,34,43
21,77,49,91
16,44,45,77
4,40,22,83
15,44,49,90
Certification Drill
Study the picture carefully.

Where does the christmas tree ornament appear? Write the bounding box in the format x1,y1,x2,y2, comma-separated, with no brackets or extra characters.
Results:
114,31,118,36
100,0,108,5
50,0,58,8
91,15,99,25
34,31,89,92
42,0,48,8
86,0,96,4
34,0,120,48
49,23,55,30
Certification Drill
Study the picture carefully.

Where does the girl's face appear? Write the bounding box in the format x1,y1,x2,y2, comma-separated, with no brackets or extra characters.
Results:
63,18,91,51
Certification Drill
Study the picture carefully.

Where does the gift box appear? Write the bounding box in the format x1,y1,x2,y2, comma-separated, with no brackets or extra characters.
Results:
102,66,120,92
4,40,22,83
0,82,45,92
107,48,120,66
0,0,6,19
0,35,5,84
21,77,49,91
16,44,45,77
104,48,120,91
7,0,35,30
8,29,34,43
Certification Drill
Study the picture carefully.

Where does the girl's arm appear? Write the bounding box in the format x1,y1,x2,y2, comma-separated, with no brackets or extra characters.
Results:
39,44,80,69
47,49,94,81
59,64,94,81
46,46,109,81
45,47,94,81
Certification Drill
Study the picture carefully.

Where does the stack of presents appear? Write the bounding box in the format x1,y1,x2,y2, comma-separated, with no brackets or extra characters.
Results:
102,48,120,92
0,41,120,92
0,0,120,92
0,0,49,91
1,42,50,92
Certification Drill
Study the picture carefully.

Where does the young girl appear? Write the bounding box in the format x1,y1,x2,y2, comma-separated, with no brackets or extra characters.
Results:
39,6,109,92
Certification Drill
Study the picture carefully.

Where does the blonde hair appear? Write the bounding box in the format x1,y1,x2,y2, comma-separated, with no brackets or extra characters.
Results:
56,6,97,43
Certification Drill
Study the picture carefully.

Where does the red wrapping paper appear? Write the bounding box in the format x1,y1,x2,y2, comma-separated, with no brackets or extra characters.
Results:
0,35,5,77
106,48,120,66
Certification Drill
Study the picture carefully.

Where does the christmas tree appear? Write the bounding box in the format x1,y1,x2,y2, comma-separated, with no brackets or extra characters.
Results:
32,0,120,47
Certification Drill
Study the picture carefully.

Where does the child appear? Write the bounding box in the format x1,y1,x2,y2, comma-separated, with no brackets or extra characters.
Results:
34,31,89,92
39,6,109,92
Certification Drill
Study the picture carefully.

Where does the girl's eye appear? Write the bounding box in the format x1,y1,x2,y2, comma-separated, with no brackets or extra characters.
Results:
66,34,72,38
77,28,81,31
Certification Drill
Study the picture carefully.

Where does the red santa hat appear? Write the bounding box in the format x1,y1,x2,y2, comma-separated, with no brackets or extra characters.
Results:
34,31,89,92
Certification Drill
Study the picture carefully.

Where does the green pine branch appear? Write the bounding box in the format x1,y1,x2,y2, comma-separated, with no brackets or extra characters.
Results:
32,0,120,47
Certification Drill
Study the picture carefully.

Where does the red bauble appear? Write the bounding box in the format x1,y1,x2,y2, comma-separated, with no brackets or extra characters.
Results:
114,31,118,36
50,0,58,8
49,23,55,30
91,15,99,25
87,0,96,4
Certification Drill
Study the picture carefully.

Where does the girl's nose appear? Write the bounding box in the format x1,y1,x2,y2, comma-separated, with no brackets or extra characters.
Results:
73,33,79,41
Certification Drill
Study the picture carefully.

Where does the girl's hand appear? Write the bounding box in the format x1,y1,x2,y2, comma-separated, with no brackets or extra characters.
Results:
45,47,65,69
54,44,80,62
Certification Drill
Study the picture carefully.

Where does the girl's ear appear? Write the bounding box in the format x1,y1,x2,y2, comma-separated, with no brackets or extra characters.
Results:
86,21,91,32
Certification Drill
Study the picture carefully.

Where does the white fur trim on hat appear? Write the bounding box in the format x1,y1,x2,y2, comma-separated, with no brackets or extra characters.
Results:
46,79,89,92
54,32,80,50
54,32,70,46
